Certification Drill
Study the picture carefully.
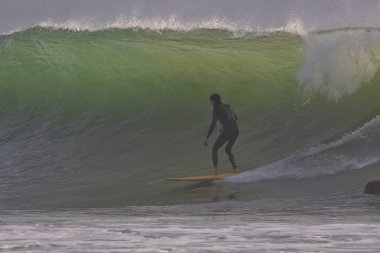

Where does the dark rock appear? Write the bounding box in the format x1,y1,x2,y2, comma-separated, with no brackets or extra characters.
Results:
364,181,380,195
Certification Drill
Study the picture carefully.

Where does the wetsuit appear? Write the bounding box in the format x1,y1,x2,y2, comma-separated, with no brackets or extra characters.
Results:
207,103,239,168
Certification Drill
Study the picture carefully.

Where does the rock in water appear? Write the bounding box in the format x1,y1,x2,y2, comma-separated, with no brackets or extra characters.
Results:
364,181,380,195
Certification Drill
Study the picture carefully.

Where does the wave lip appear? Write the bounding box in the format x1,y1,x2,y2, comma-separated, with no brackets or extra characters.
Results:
34,17,309,35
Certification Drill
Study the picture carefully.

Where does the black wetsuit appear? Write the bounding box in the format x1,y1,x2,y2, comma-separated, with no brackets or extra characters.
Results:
207,103,239,168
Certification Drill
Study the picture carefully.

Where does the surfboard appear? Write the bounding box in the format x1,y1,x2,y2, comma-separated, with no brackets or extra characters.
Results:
164,172,239,182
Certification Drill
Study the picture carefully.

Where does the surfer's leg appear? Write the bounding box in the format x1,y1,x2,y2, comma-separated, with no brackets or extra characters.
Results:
212,133,228,168
225,131,239,169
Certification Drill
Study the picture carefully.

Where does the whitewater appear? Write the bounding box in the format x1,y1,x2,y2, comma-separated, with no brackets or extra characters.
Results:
1,0,380,252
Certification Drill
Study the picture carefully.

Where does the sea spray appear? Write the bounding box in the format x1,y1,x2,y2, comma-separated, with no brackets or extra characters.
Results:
298,29,380,100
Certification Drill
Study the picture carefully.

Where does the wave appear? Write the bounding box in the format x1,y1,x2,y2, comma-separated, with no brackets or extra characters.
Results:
0,26,380,208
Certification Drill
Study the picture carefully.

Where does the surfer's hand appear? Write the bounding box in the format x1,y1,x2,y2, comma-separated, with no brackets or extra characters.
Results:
219,128,224,133
203,137,209,146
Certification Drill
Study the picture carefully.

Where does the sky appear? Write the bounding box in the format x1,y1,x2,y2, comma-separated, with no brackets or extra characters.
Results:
1,0,380,34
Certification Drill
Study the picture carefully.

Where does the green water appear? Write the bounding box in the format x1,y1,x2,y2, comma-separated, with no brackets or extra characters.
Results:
0,27,380,209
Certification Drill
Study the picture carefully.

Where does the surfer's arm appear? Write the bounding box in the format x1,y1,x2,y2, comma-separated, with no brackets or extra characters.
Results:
207,112,217,137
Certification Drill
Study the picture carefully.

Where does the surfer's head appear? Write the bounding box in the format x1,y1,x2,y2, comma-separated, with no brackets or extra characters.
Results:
209,93,222,106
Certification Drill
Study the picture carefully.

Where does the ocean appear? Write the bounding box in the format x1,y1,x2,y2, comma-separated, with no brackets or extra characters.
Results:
1,1,380,252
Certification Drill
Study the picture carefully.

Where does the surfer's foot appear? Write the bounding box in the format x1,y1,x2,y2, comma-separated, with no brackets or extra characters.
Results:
232,166,240,173
214,167,219,176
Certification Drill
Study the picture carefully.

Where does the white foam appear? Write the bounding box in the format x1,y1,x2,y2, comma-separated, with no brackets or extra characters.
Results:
283,19,308,35
1,212,380,253
35,16,307,36
3,0,380,35
228,115,380,183
38,16,248,33
0,27,24,36
297,29,380,100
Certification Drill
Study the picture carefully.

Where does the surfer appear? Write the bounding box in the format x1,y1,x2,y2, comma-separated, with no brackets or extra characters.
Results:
204,93,239,175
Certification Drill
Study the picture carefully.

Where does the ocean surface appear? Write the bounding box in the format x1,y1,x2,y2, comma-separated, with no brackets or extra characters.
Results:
1,1,380,252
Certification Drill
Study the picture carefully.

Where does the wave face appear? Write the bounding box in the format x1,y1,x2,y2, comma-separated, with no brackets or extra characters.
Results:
1,27,380,209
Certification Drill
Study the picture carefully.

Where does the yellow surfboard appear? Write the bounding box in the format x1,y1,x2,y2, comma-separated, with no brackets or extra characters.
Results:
164,172,239,182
